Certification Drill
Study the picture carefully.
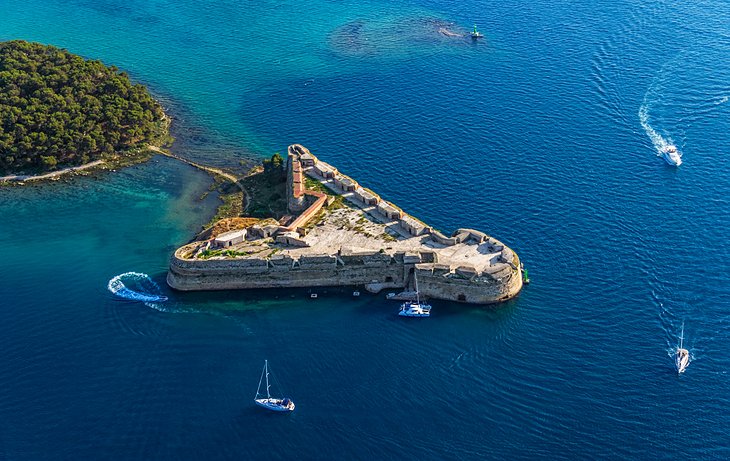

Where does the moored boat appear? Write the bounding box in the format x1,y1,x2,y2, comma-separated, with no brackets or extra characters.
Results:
398,272,431,317
399,300,432,317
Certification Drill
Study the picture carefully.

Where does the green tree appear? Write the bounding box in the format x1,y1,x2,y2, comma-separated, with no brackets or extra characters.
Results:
40,155,57,169
0,40,168,174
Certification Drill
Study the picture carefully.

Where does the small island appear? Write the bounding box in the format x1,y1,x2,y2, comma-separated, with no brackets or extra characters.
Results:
168,145,524,304
0,40,169,180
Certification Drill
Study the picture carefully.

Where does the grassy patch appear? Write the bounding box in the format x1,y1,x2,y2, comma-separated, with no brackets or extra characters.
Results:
199,248,253,259
327,195,346,210
240,167,287,219
304,177,339,196
205,176,244,228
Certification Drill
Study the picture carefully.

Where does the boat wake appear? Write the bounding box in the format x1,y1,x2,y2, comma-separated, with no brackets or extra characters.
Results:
638,102,675,155
108,272,169,305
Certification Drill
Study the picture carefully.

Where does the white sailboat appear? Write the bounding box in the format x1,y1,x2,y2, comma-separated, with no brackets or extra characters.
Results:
676,323,690,374
399,271,432,317
254,360,295,412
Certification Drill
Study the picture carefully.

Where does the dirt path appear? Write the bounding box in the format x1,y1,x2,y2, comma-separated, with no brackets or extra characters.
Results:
0,160,104,183
147,146,239,183
148,146,250,211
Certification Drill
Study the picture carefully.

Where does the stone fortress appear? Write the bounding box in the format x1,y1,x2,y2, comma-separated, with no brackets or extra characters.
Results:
167,145,524,304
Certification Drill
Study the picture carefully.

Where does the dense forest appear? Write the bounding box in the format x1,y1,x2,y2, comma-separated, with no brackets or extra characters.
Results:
0,40,167,174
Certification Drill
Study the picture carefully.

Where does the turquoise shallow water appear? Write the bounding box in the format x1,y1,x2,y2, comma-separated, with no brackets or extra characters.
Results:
2,0,730,459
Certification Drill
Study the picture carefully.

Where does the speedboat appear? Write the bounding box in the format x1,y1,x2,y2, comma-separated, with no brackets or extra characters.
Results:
399,301,432,317
662,145,682,166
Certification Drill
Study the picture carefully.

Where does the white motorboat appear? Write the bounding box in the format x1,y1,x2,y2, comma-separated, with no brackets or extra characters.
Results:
398,272,431,317
661,145,682,166
676,323,690,374
254,360,295,412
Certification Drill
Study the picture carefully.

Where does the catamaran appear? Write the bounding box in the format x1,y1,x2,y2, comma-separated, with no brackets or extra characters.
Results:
254,360,295,412
661,145,682,166
399,272,432,317
676,323,690,374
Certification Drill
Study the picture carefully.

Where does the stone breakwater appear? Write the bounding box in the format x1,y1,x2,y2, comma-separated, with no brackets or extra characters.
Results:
167,144,523,304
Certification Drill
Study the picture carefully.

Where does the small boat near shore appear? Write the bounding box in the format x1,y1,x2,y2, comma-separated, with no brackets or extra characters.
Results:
399,272,431,317
676,323,690,374
254,360,295,412
661,145,682,166
520,263,530,285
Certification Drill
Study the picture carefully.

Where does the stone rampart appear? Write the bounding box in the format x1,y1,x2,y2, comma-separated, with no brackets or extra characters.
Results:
168,246,522,303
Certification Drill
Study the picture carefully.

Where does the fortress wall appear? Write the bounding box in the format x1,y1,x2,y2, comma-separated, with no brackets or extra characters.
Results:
431,230,459,246
455,228,489,243
285,192,326,232
377,201,403,220
334,174,358,192
418,270,522,304
169,247,522,303
167,252,407,291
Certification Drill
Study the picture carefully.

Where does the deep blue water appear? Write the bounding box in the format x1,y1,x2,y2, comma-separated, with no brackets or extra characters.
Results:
2,0,730,459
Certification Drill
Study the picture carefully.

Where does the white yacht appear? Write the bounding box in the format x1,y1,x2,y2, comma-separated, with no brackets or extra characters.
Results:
661,145,682,166
399,272,431,317
254,360,295,412
676,323,690,374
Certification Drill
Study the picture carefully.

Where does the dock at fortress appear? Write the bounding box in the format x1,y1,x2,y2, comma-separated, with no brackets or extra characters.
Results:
167,145,523,304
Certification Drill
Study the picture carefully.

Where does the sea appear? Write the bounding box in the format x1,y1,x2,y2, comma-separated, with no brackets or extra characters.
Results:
1,0,729,459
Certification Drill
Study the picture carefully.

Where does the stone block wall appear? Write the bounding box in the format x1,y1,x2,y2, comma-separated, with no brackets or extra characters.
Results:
168,246,523,304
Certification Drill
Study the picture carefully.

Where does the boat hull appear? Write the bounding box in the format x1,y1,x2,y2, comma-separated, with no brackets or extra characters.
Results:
254,398,295,412
399,302,431,317
398,311,430,317
662,150,682,166
676,348,690,374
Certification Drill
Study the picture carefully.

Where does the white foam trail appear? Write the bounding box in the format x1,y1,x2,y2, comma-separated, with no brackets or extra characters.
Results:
108,272,168,303
638,102,672,154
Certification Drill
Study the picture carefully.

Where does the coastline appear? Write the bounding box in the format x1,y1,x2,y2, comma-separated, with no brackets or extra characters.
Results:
0,147,162,187
0,160,105,183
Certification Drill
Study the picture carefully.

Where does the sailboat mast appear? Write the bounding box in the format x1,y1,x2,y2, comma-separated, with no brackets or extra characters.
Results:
680,323,684,349
256,361,266,399
265,360,271,399
415,271,420,304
